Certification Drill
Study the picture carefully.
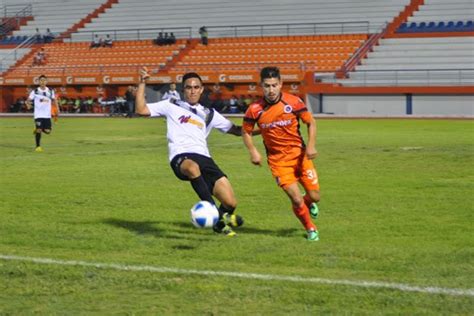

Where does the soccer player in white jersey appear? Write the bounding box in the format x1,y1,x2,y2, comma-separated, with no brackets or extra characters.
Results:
26,75,59,152
161,82,181,100
136,67,245,236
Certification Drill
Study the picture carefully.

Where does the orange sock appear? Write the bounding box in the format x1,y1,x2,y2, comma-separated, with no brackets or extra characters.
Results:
292,202,316,231
303,194,313,208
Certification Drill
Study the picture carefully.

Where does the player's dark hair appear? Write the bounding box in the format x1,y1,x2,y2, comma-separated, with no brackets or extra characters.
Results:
260,67,280,81
182,72,203,85
38,74,47,80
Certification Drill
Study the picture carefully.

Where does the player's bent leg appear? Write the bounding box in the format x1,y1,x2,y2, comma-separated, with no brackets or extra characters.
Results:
212,177,237,210
283,182,304,207
212,177,243,233
303,189,320,219
283,183,318,240
180,159,214,204
179,159,201,178
42,129,51,134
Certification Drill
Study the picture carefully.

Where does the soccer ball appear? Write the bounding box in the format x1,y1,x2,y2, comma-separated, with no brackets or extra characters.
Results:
190,201,219,228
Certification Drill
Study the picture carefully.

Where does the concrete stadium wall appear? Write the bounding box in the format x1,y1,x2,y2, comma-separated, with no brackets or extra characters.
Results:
312,94,474,116
412,95,474,116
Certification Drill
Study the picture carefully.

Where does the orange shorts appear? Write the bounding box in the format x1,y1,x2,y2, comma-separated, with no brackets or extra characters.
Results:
269,156,320,191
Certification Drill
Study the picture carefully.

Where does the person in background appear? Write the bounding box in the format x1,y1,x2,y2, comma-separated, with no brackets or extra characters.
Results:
26,75,59,152
90,34,102,48
155,32,164,46
161,82,181,100
125,85,136,118
32,48,46,66
199,26,208,45
169,32,176,45
44,28,54,43
104,34,113,47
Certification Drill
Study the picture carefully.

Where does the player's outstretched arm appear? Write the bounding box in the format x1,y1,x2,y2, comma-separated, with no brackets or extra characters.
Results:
305,116,318,159
242,130,262,166
226,125,261,136
135,67,151,116
25,98,33,110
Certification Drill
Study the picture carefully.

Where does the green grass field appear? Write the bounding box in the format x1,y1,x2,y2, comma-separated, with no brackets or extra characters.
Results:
0,117,473,314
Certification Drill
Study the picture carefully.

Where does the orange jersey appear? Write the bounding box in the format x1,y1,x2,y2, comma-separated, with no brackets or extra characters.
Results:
51,104,58,116
243,92,313,166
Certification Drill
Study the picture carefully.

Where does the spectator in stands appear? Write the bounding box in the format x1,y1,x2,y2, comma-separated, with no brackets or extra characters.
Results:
59,97,69,113
85,96,94,112
162,82,181,100
199,26,208,45
155,32,165,46
35,28,43,43
103,34,113,47
210,92,227,113
169,32,176,45
32,48,46,66
90,34,102,48
229,95,239,113
163,32,170,45
125,85,136,118
73,98,81,113
44,28,54,43
10,97,25,112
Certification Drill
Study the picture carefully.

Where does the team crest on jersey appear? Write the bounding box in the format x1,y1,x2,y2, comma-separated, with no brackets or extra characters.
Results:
283,105,292,113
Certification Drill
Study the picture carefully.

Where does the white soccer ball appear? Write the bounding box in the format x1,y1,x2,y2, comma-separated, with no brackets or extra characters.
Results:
190,201,219,228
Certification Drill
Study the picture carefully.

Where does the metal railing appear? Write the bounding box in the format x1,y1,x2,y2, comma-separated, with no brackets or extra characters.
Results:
0,35,36,73
0,4,32,36
1,4,32,17
66,21,370,43
7,60,311,77
206,21,370,38
67,27,193,43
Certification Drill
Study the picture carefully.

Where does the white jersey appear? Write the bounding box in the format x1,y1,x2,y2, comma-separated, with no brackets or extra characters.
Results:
162,90,181,100
28,87,55,119
146,98,233,161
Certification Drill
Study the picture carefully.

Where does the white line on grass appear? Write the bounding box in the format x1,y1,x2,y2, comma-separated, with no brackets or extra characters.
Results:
1,254,472,297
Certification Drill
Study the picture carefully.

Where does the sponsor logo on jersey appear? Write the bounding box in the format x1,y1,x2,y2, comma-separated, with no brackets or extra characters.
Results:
178,115,204,129
259,119,292,129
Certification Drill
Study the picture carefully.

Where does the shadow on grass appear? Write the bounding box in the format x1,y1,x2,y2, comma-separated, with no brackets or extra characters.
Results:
103,218,301,241
103,218,207,242
171,221,300,237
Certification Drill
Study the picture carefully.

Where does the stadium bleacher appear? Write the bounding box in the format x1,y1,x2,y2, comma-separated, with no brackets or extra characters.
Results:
8,0,107,39
70,0,410,42
0,0,473,116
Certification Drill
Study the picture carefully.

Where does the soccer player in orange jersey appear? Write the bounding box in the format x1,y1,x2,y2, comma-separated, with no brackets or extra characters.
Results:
242,66,321,241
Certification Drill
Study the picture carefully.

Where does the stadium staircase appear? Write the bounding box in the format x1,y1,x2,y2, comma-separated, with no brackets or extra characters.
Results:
334,0,474,88
55,0,119,42
9,0,108,39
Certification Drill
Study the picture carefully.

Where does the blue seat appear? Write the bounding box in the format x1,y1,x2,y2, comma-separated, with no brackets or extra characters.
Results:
407,22,418,33
425,21,437,32
435,21,446,32
464,20,473,31
417,22,427,32
454,21,464,31
445,21,455,31
397,23,408,33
